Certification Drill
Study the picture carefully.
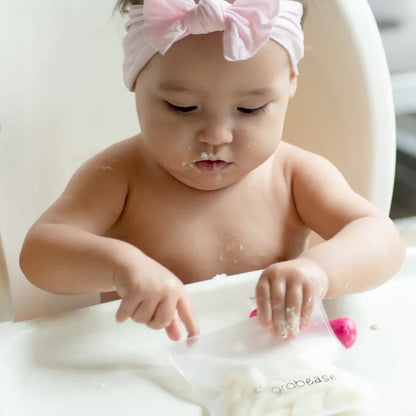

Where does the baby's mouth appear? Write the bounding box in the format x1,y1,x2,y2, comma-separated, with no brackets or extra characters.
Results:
192,160,232,173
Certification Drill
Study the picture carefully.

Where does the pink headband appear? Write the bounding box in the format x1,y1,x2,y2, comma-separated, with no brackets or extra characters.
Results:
122,0,304,91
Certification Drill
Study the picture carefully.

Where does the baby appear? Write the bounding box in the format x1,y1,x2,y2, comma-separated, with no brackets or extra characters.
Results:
20,0,404,342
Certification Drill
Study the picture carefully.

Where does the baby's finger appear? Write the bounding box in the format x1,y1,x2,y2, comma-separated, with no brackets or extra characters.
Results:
116,296,142,323
255,277,272,328
148,297,177,329
131,298,159,324
285,283,302,336
300,287,315,329
177,296,199,339
270,279,287,338
165,312,182,341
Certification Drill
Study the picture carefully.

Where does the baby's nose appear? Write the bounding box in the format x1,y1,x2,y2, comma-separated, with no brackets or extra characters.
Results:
197,122,233,146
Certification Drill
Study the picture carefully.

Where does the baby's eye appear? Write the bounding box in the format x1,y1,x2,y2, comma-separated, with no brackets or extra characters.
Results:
165,101,197,114
237,105,267,115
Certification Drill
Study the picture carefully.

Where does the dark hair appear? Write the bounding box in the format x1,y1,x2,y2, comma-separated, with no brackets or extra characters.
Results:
115,0,307,22
115,0,143,15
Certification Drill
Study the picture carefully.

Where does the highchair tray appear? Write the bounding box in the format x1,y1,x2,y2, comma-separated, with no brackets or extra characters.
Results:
0,252,415,416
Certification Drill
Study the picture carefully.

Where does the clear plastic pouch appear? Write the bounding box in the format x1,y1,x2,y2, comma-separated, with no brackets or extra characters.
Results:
169,301,381,416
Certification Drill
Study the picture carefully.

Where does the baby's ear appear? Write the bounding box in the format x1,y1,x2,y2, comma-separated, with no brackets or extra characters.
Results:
289,70,298,98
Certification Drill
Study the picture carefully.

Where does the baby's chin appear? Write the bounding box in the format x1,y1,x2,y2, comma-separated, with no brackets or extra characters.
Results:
175,177,239,192
168,169,244,192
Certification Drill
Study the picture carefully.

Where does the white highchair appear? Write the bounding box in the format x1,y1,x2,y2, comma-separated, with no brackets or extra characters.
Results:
0,1,415,415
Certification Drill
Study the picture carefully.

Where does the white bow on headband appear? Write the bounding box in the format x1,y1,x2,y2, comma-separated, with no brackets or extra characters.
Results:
123,0,304,91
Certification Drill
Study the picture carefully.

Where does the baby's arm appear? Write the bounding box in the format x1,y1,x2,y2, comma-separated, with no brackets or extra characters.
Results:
291,151,404,295
19,144,198,340
256,147,405,337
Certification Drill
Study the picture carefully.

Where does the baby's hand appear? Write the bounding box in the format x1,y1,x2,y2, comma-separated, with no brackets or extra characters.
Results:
255,258,328,338
113,255,199,341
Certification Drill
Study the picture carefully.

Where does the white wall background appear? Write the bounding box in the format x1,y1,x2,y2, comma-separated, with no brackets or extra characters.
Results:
0,0,139,320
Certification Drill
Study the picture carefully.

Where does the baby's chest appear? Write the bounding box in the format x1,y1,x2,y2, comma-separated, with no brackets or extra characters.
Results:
110,184,308,282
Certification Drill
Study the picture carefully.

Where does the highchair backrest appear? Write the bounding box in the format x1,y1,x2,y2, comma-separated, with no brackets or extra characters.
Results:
0,0,395,321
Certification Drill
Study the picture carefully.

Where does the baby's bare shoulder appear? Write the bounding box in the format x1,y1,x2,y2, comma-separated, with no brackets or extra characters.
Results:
278,142,332,173
35,136,144,232
273,142,335,189
279,142,379,239
278,141,353,202
85,136,142,172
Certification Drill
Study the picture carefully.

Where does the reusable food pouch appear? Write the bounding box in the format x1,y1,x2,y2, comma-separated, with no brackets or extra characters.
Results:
169,301,380,416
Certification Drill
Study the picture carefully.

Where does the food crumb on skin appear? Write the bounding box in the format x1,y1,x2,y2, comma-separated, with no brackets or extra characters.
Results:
286,307,300,335
213,273,227,279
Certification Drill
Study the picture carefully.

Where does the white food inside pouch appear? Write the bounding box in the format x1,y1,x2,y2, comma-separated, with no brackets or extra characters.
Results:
221,366,376,416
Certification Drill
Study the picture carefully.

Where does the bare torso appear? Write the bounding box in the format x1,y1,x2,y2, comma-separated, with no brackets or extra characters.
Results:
104,137,309,289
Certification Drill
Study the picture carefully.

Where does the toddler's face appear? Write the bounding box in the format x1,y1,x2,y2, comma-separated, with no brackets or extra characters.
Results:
135,32,297,191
